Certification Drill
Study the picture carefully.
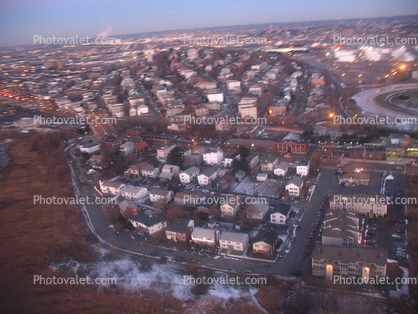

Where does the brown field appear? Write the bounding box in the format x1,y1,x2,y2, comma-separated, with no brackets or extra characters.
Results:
0,133,261,314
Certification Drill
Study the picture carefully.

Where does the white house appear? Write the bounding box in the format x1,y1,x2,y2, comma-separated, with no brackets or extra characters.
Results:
150,188,172,203
129,214,167,235
99,181,125,196
219,232,249,252
220,195,241,217
197,168,217,186
257,172,268,182
296,160,310,177
120,185,148,201
141,165,160,178
270,203,291,225
224,153,240,167
203,149,223,165
286,177,304,196
191,227,220,246
274,162,290,176
179,166,200,184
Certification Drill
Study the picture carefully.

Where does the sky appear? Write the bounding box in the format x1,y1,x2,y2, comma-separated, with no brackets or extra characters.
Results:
0,0,418,47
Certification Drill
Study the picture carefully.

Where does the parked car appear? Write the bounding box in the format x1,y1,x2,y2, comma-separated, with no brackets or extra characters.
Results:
187,259,198,264
175,256,185,262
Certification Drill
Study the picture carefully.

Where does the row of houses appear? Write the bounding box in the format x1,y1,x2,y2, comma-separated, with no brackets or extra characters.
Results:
312,208,387,281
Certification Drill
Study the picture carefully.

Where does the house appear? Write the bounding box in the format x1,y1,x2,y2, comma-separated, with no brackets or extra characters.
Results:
261,154,278,172
296,160,310,176
118,199,141,219
165,218,194,242
274,162,289,176
159,165,180,180
157,144,176,162
174,192,200,206
129,214,167,235
312,245,387,281
235,170,246,182
219,232,249,252
141,165,160,178
252,229,278,257
179,166,200,184
224,153,241,167
150,188,172,203
285,177,304,196
197,168,217,186
246,154,259,170
203,149,224,165
120,185,148,201
126,162,148,177
191,227,220,246
220,195,241,217
246,203,269,220
99,180,125,196
270,203,291,224
89,155,104,169
257,172,268,182
120,141,135,155
134,141,149,153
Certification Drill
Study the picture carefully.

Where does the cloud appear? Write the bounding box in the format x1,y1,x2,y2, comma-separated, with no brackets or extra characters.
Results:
96,27,113,38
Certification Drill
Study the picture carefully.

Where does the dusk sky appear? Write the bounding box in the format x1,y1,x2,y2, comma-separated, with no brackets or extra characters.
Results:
1,0,418,47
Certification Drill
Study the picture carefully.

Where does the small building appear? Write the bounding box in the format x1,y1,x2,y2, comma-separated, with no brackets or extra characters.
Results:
197,168,217,186
179,166,200,184
270,203,291,225
285,177,304,197
220,195,241,217
257,172,268,182
150,188,172,203
120,185,148,201
174,192,200,206
252,229,278,257
99,180,125,196
129,214,167,235
159,165,180,181
141,165,160,178
118,199,141,219
296,160,310,177
274,162,289,176
165,218,194,242
261,154,278,172
219,232,249,252
134,141,149,153
191,227,220,246
203,149,224,165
